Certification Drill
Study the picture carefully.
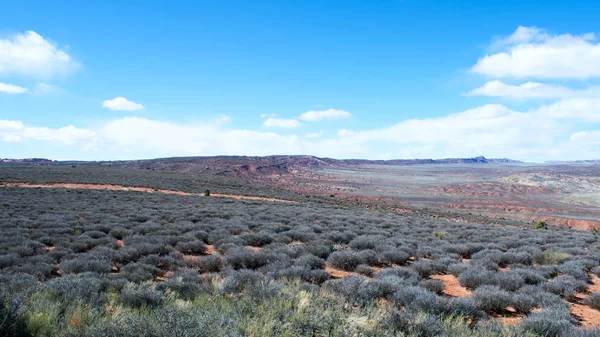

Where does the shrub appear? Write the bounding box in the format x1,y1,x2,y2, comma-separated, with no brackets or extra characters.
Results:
458,266,491,289
60,257,112,274
240,232,274,247
204,189,210,196
534,250,570,265
175,240,207,255
119,282,164,308
411,260,443,278
327,251,362,271
355,264,374,277
294,254,325,270
273,266,330,284
472,285,512,313
379,250,410,266
120,263,161,282
535,220,549,230
543,275,587,300
585,292,600,310
390,286,446,314
220,269,264,294
521,306,574,337
420,279,445,295
445,297,483,319
558,261,590,281
224,247,268,270
324,275,382,306
196,255,222,273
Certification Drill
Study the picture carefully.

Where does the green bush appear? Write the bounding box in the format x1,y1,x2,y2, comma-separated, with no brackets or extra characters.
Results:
535,220,549,230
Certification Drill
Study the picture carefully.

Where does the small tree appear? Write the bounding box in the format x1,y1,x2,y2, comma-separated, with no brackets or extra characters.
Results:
535,220,548,230
204,189,210,197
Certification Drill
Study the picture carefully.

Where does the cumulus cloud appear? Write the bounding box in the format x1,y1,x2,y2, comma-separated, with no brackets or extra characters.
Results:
305,130,324,138
298,108,352,121
263,117,301,128
465,80,600,99
0,119,96,145
4,97,600,162
102,97,145,111
0,31,75,79
472,26,600,79
0,82,27,94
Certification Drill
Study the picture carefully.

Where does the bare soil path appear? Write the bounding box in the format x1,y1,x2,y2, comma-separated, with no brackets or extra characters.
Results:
430,274,472,297
0,182,297,203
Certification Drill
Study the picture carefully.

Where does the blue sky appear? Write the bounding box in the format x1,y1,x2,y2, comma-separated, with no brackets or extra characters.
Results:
2,0,600,161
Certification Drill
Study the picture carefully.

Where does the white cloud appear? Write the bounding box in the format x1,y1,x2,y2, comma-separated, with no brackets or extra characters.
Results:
102,97,145,111
0,82,27,94
472,26,600,79
0,119,95,145
0,31,75,79
4,97,600,162
263,117,301,128
465,80,600,99
305,130,324,138
298,108,352,121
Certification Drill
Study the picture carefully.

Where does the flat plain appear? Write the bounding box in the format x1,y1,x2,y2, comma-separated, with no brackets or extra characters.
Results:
1,161,600,336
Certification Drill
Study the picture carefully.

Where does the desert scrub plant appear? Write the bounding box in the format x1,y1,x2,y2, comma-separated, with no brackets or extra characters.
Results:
195,255,223,273
472,285,513,314
535,220,549,230
419,279,445,295
224,247,268,270
326,251,363,271
520,306,574,337
542,275,587,300
379,249,410,266
119,282,164,308
433,231,448,239
60,257,113,275
175,240,207,255
294,254,325,270
584,292,600,310
534,250,570,265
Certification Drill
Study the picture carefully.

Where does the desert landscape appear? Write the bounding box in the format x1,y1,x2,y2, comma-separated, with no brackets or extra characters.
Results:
1,157,600,336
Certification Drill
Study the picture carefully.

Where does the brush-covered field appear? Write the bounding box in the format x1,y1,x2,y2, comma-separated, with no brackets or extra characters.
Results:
1,167,600,336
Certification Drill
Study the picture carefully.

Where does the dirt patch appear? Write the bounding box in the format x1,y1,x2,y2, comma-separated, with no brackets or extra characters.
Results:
325,266,360,278
155,271,174,281
568,273,600,327
45,246,55,251
211,193,297,203
116,240,124,248
249,246,262,253
205,245,217,255
430,274,472,297
589,274,600,293
0,182,297,203
183,255,201,261
570,303,600,327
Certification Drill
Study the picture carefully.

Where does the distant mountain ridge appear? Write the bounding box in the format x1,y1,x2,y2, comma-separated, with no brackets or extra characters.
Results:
0,155,522,177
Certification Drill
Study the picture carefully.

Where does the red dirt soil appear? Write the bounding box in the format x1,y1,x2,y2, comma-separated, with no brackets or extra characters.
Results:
0,182,296,203
570,273,600,327
205,245,217,255
430,274,472,297
325,266,360,278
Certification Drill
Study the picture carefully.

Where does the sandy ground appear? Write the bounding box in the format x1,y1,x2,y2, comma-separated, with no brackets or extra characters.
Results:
569,273,600,327
430,274,472,297
0,182,297,203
